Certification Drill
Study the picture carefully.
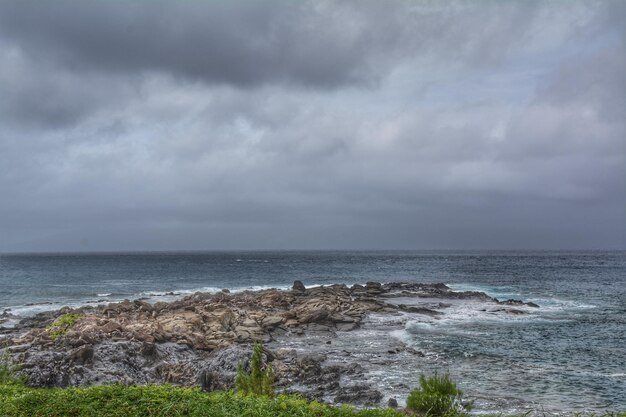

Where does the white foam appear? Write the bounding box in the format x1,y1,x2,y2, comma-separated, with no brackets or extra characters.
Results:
7,298,113,317
446,283,597,313
6,283,301,318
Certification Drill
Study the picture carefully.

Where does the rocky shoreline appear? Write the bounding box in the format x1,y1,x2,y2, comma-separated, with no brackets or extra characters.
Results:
1,281,538,407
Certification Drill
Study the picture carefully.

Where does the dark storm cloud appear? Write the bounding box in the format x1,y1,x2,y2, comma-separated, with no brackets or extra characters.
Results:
0,0,556,89
0,0,624,252
0,0,386,88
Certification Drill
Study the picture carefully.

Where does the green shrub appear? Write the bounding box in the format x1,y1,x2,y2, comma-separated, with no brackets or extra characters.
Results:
47,312,82,340
0,347,25,386
406,373,472,417
235,342,275,397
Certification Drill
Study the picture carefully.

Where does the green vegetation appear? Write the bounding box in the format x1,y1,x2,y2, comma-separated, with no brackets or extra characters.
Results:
236,341,275,396
1,383,623,417
47,312,82,340
406,373,472,417
0,384,403,417
1,359,624,417
0,348,25,386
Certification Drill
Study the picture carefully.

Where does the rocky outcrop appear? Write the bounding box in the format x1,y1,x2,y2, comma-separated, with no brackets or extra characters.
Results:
0,281,538,406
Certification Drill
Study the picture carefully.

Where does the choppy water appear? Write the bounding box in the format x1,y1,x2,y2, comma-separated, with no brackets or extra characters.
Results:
1,250,624,413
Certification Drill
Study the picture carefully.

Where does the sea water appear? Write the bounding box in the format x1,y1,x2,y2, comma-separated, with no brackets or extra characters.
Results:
1,250,624,413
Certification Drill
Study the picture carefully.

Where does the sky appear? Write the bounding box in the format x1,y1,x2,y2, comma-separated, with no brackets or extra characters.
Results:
0,0,624,252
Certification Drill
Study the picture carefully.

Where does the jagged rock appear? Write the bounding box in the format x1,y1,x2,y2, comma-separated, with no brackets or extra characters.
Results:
365,282,383,294
396,304,442,316
69,344,94,365
101,321,123,334
3,281,539,407
298,307,330,324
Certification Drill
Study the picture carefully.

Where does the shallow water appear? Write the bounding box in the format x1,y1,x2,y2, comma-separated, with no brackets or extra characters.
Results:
1,250,624,413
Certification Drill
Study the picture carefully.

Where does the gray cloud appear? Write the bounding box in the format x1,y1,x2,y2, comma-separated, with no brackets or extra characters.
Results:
0,0,387,88
0,0,624,252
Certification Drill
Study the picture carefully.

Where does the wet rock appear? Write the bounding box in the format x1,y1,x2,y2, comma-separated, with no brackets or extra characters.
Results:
396,304,443,316
336,322,359,331
334,384,383,406
3,281,539,407
351,284,366,293
199,369,232,392
292,280,306,293
365,282,383,295
388,397,398,408
498,299,539,308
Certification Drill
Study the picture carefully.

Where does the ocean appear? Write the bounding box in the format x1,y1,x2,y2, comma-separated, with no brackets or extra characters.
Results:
1,250,624,413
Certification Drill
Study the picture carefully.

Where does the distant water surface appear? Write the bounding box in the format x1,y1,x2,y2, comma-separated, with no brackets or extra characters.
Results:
1,250,624,413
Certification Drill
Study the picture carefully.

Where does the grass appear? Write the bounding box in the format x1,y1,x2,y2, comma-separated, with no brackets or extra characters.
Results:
46,313,82,341
0,383,624,417
0,356,624,417
0,350,25,387
0,384,404,417
406,372,471,417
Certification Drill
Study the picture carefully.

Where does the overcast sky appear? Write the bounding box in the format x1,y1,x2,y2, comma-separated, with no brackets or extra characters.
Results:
0,0,624,252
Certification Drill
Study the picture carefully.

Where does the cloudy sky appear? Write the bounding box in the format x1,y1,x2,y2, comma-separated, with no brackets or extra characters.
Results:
0,0,624,252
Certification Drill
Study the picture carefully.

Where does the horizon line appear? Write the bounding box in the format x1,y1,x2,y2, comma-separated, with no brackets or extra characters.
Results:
1,248,624,256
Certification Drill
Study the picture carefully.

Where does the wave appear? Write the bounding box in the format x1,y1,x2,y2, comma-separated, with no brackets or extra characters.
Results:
446,282,597,312
4,283,307,318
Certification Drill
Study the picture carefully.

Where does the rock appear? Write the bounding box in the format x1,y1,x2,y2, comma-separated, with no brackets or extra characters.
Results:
8,343,31,353
3,280,540,405
69,345,94,365
305,323,333,333
336,322,359,331
198,369,232,392
366,282,382,290
396,305,442,316
292,280,306,293
133,300,153,312
351,284,365,292
262,316,284,328
388,397,398,408
101,321,123,334
298,307,329,324
241,318,258,327
330,314,356,323
405,347,426,357
333,384,383,406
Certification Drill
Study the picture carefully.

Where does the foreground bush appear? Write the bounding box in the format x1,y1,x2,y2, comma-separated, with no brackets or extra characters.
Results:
0,350,25,386
236,342,275,397
406,373,471,417
0,384,404,417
